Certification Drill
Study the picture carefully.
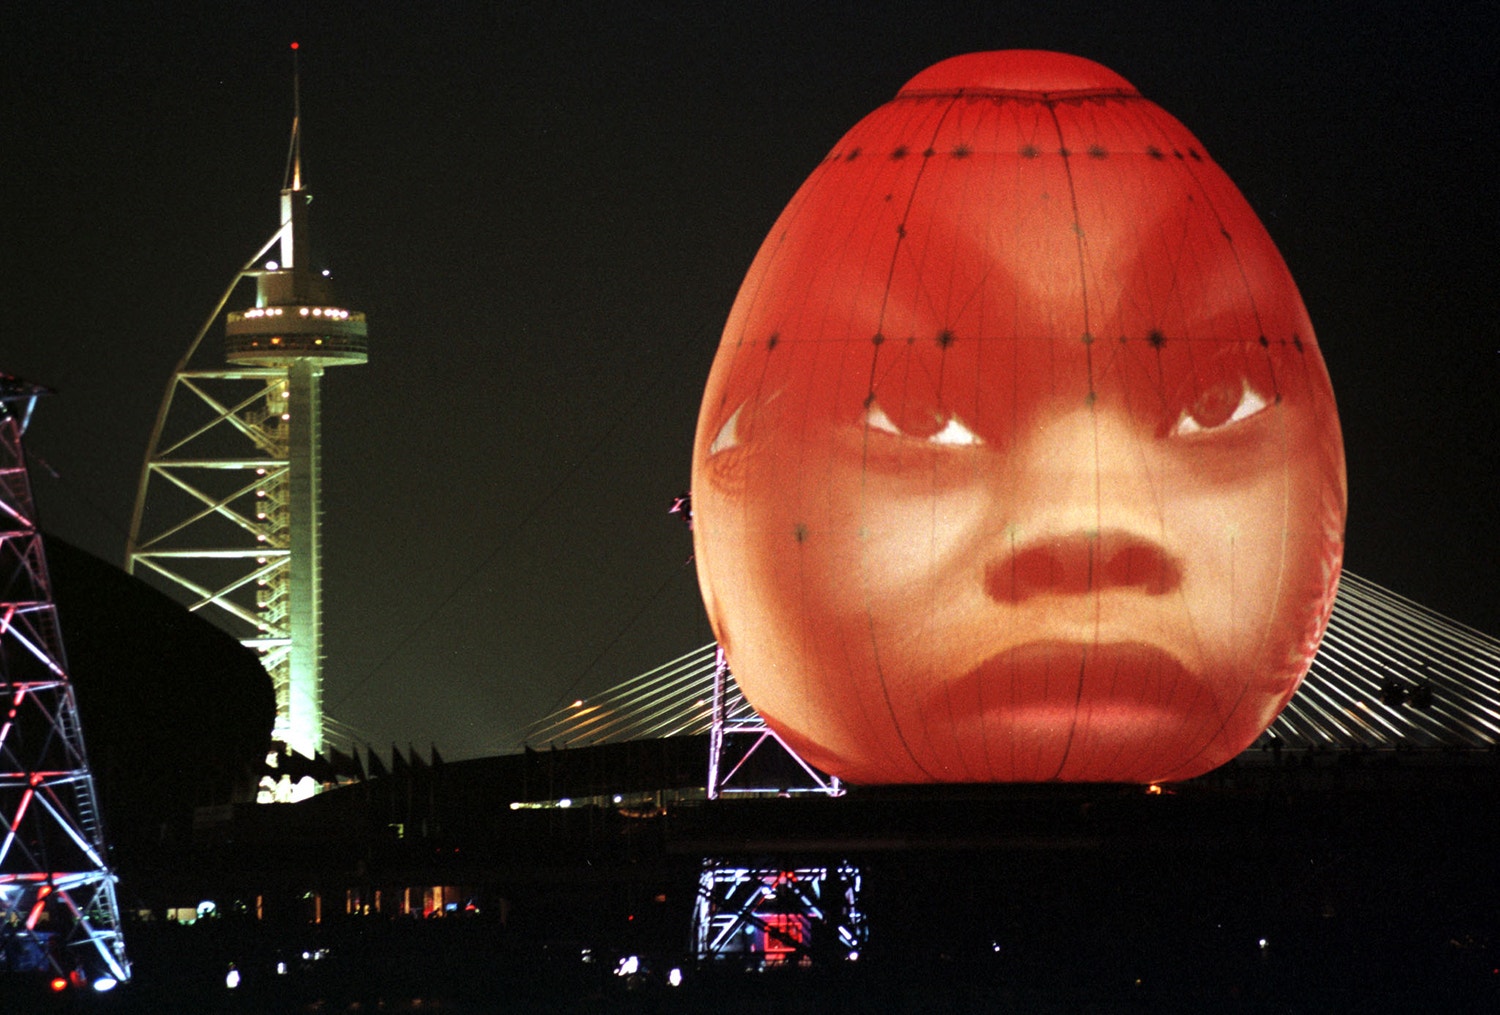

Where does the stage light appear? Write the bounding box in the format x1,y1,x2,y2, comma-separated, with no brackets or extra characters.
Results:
93,976,119,992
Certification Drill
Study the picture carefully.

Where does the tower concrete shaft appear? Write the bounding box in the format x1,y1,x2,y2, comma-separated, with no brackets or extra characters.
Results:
285,359,323,762
127,112,366,800
0,376,130,986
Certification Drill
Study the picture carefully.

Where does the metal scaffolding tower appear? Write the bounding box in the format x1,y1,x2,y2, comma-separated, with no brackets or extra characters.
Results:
0,375,130,988
706,646,843,799
126,87,367,801
520,644,844,798
694,861,866,967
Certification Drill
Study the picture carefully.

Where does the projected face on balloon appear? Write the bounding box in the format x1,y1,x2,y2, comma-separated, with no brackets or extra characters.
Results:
692,51,1345,784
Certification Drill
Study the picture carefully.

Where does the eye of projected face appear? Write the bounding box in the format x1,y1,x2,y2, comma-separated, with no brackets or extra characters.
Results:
865,398,983,446
709,403,745,455
1172,378,1271,437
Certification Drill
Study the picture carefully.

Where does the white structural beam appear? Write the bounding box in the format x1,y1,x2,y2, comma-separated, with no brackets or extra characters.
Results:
0,376,130,986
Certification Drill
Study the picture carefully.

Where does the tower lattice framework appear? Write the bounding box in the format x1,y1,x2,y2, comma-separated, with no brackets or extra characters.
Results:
126,105,366,801
0,376,130,986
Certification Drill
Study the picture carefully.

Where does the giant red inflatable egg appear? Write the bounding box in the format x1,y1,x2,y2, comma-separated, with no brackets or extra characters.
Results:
691,51,1346,784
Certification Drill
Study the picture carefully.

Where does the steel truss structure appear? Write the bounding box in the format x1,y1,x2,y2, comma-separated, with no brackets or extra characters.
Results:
522,645,843,798
0,377,130,987
694,860,866,966
706,646,842,799
125,111,366,801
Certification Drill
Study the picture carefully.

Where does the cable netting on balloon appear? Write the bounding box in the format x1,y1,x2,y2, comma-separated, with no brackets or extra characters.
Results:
692,51,1346,784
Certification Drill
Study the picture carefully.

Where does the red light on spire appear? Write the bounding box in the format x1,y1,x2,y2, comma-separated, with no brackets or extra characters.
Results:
290,41,299,51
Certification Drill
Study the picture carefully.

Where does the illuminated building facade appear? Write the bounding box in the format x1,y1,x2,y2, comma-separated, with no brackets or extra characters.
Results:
126,106,367,801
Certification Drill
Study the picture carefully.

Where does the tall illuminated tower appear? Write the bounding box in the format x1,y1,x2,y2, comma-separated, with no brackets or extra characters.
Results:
126,73,367,800
0,375,130,988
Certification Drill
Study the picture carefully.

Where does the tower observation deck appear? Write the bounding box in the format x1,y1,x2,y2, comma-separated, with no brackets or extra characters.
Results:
127,74,366,801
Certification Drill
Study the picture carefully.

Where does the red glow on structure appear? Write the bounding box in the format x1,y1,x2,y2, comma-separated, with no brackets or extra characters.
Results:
692,51,1346,785
49,977,68,993
761,914,809,964
290,41,299,51
26,883,54,930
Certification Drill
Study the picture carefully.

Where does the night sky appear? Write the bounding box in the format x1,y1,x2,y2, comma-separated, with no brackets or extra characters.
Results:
4,1,1494,761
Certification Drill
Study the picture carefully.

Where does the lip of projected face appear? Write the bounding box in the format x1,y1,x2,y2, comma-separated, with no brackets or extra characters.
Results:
922,640,1221,775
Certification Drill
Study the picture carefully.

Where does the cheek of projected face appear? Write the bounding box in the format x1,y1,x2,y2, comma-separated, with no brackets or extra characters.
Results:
690,50,1346,785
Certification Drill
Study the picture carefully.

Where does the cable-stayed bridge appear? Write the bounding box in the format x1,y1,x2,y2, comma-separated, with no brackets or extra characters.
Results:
525,570,1499,757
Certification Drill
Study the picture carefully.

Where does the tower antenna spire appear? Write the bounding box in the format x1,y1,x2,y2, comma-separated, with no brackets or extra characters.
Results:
283,41,302,192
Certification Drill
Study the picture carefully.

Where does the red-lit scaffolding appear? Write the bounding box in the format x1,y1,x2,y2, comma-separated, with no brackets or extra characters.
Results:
0,375,130,988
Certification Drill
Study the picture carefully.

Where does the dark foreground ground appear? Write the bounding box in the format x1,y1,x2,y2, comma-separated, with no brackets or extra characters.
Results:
7,751,1499,1012
5,908,1498,1014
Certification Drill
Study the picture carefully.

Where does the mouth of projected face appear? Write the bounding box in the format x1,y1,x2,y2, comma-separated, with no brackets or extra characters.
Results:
918,640,1225,781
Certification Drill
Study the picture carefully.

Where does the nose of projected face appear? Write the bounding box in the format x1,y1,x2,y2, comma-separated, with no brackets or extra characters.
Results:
987,532,1181,602
982,406,1183,603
